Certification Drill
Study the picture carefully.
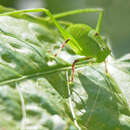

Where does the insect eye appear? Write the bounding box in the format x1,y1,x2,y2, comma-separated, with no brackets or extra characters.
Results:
102,47,105,50
95,32,98,36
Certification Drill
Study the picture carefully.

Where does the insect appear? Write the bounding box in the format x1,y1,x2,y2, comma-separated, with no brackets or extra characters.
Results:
0,8,111,82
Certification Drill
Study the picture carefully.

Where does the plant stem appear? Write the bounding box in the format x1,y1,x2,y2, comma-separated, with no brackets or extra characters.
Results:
16,83,26,130
66,72,82,130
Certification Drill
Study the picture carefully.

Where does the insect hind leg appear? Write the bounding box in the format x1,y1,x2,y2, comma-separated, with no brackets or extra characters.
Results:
52,8,104,33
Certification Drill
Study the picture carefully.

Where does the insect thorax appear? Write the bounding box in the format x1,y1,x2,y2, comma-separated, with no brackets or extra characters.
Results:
66,24,111,62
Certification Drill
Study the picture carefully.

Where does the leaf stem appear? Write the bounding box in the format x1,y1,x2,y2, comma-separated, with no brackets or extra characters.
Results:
0,60,93,86
66,72,82,130
16,83,26,130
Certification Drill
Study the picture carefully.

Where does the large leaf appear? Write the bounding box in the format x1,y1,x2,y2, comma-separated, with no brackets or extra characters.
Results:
0,6,130,130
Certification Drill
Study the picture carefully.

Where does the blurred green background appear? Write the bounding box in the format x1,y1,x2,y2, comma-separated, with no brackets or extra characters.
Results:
0,0,130,58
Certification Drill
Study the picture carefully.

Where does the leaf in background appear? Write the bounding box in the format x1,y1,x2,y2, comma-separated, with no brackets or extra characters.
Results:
0,12,71,97
74,65,130,129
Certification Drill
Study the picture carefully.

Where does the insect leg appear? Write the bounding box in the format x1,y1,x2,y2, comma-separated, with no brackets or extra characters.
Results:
104,59,108,73
50,8,104,33
71,57,92,82
96,10,103,33
51,8,103,19
54,38,71,57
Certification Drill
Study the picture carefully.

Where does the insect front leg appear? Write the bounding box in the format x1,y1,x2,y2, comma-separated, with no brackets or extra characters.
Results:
54,38,71,57
71,57,92,82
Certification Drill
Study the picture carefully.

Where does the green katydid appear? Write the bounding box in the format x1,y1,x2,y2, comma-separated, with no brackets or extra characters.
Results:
0,8,111,82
